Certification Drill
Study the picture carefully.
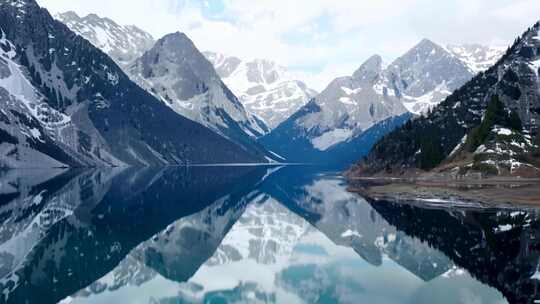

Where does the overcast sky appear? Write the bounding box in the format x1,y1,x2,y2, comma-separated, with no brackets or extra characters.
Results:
36,0,540,90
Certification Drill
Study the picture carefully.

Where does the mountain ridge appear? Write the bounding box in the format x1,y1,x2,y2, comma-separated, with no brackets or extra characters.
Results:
261,38,481,165
127,32,272,155
55,10,155,69
0,0,267,168
351,21,540,177
56,11,272,154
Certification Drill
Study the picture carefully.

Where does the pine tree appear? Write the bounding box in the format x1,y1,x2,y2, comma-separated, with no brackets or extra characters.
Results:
418,138,444,170
508,110,523,131
466,95,522,152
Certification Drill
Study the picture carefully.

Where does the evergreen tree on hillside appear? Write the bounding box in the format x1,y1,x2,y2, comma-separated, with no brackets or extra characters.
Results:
418,137,445,170
466,95,523,152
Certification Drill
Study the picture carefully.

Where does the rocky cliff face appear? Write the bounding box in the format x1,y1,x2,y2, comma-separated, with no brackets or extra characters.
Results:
0,0,265,168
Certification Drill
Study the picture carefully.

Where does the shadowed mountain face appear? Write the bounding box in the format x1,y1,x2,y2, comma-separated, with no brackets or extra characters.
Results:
0,0,265,168
1,166,538,303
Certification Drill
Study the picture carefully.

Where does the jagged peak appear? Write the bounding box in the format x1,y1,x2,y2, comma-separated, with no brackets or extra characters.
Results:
56,10,80,19
57,11,154,42
353,54,383,79
157,31,194,47
416,38,441,49
405,38,448,57
387,38,451,69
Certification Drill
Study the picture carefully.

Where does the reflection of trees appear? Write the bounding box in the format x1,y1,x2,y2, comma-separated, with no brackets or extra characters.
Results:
369,199,540,304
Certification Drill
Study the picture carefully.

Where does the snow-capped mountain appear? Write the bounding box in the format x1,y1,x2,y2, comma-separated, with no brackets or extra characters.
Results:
55,11,155,69
355,21,540,177
55,12,271,154
128,32,271,150
127,34,269,140
0,0,266,168
261,39,477,164
447,44,506,74
387,39,474,114
204,52,318,129
262,55,407,157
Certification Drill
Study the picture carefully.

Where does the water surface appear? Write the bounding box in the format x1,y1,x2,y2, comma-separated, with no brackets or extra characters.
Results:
0,166,538,304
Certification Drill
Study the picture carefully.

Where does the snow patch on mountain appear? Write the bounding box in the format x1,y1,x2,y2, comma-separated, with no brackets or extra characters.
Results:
55,11,155,68
0,32,70,128
312,129,353,151
205,52,317,129
401,82,452,114
447,44,505,74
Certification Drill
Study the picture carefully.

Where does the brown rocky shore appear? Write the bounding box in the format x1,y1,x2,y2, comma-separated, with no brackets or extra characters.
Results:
345,142,540,206
346,173,540,206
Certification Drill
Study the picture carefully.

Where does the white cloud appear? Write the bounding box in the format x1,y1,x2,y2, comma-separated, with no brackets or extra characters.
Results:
37,0,540,91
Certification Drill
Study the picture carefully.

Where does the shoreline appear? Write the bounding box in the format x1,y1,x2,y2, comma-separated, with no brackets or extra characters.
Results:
347,176,540,207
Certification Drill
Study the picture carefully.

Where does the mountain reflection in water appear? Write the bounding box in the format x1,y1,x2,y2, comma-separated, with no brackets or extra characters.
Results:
0,166,538,304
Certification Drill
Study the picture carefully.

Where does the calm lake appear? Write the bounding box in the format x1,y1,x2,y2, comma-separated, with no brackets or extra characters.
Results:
0,166,538,304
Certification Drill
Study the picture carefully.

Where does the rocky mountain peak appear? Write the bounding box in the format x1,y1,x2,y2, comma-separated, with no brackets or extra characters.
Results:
139,31,220,89
56,10,77,19
352,54,383,80
129,31,271,148
393,38,455,68
354,20,540,177
0,0,268,167
158,31,191,46
386,38,473,114
417,38,440,49
55,10,155,68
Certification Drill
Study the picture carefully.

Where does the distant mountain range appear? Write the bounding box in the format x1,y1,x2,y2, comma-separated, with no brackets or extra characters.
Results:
56,11,271,159
352,21,540,178
261,38,504,166
55,11,155,69
0,0,268,168
1,2,519,169
204,52,318,129
56,11,313,135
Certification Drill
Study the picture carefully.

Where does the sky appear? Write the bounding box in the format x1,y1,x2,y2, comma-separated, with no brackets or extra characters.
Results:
37,0,540,91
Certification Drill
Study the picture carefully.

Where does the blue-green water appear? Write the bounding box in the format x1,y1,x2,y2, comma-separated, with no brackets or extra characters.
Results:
0,166,538,304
